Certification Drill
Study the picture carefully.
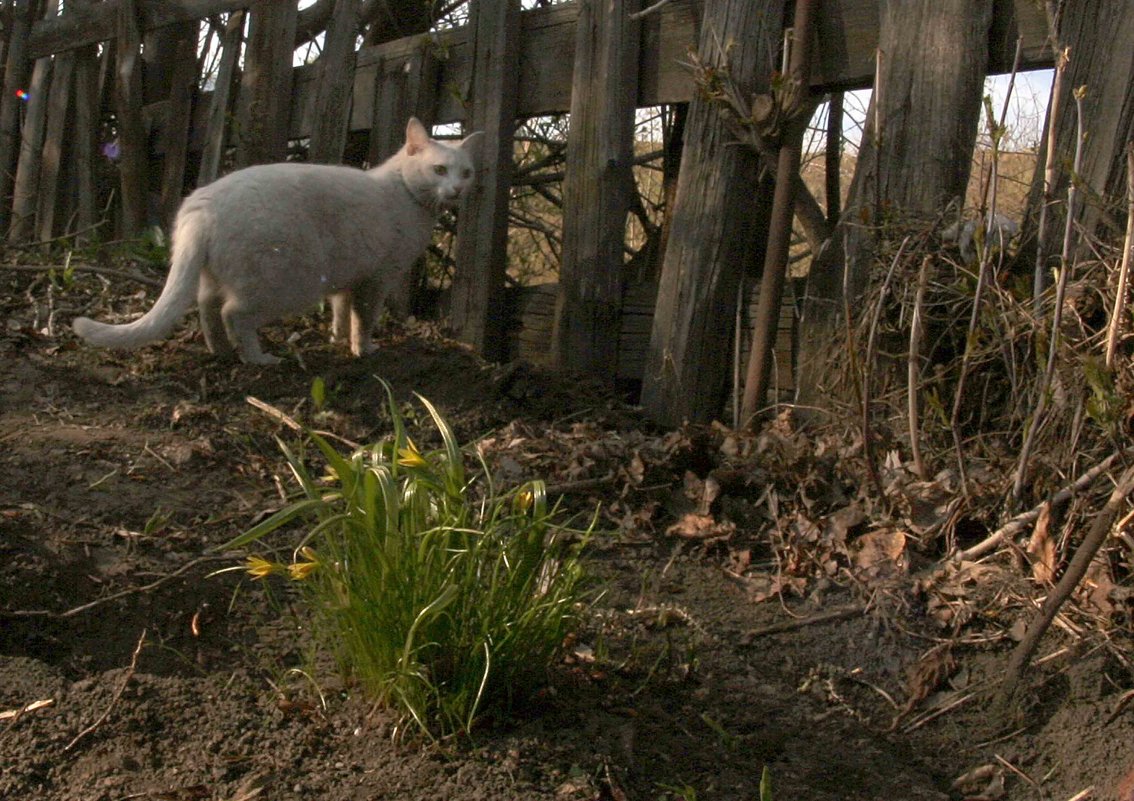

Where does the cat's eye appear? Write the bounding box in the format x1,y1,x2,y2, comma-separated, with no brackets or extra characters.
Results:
433,165,448,176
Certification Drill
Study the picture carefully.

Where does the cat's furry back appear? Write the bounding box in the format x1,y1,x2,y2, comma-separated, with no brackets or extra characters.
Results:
73,118,481,364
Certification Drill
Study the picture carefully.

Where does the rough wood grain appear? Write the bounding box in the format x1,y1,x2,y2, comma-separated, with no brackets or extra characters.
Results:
308,0,360,164
7,1,55,243
797,0,996,411
639,0,786,426
27,0,249,59
35,48,73,242
449,0,520,360
235,2,297,168
366,46,440,165
0,0,38,236
197,9,242,185
553,0,640,380
115,0,149,237
71,43,99,241
158,21,199,226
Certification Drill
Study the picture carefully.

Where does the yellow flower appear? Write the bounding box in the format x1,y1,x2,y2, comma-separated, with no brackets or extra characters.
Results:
245,555,281,579
288,546,320,581
514,488,534,514
397,438,427,468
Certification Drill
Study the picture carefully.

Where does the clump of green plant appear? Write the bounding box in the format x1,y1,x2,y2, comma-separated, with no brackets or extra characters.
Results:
223,380,592,738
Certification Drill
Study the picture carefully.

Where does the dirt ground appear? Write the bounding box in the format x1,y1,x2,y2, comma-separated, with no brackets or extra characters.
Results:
2,268,1133,801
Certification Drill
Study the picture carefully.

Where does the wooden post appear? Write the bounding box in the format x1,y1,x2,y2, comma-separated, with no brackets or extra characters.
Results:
198,9,243,186
740,0,817,425
34,47,73,242
639,0,787,426
308,0,359,164
0,0,38,236
158,21,199,228
115,0,149,237
7,2,54,243
71,42,98,242
552,0,641,380
449,0,520,361
235,1,297,167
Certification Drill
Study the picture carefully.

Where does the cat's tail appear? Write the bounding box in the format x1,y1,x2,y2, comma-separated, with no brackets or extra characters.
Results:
73,205,210,350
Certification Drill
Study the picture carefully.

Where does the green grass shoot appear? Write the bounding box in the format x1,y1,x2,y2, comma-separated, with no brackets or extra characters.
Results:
221,379,592,738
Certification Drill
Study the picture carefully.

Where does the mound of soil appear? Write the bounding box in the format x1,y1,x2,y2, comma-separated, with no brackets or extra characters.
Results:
2,272,1132,801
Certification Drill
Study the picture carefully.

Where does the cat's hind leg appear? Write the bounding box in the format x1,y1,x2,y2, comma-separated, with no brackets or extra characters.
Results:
348,279,382,357
197,273,237,358
220,300,280,365
330,292,351,345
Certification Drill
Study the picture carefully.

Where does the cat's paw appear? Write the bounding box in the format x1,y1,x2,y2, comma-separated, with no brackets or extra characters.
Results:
351,340,378,358
240,352,282,366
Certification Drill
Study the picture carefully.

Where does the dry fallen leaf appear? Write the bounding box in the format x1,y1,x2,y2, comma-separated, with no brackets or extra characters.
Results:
1081,555,1116,617
850,528,908,579
665,513,735,541
1026,501,1056,585
905,645,955,705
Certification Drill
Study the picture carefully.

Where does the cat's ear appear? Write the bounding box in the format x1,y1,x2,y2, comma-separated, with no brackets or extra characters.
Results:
459,131,484,163
405,117,430,156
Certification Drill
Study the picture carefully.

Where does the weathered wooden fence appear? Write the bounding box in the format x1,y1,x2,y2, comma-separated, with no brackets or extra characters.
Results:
0,0,1050,396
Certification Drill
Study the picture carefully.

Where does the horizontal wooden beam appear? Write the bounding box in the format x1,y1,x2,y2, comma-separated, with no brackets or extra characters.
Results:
28,0,250,59
139,0,1050,148
287,0,1052,135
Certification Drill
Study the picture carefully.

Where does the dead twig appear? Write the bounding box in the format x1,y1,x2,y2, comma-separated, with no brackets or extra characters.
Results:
907,255,931,480
860,236,907,497
244,395,362,450
994,465,1134,725
740,605,864,643
1,698,55,726
545,471,616,497
1104,141,1134,369
1014,80,1087,504
1103,687,1134,726
628,0,673,21
2,261,164,288
3,555,229,619
63,629,146,752
957,447,1133,562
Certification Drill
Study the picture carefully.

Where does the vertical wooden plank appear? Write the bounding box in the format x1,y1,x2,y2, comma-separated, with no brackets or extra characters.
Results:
552,0,641,379
236,1,298,167
0,0,38,236
308,0,359,164
639,0,787,426
7,2,54,243
198,9,243,185
367,46,440,165
449,0,520,361
367,59,402,165
34,47,72,242
158,21,199,227
115,0,149,237
71,42,98,242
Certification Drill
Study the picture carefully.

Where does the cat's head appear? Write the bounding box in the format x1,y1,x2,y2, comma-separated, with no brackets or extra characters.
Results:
402,117,483,209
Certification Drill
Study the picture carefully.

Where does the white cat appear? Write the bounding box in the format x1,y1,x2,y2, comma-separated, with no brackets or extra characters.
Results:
941,212,1019,263
73,117,481,364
